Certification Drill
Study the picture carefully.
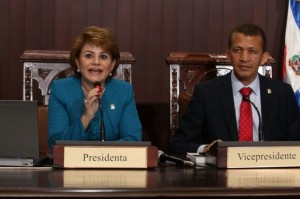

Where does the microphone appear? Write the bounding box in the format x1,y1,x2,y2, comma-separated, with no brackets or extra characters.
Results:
158,150,195,166
94,82,105,142
243,96,264,142
93,82,102,93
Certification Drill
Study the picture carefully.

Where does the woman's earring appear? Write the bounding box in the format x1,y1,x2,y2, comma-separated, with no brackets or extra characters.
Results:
77,68,80,73
109,73,112,76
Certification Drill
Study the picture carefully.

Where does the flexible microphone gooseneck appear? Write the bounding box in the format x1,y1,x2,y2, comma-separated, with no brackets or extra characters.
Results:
158,150,195,166
94,82,105,142
243,96,264,142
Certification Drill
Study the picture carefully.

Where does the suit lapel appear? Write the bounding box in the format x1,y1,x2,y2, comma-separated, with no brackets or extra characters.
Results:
219,73,239,140
259,76,273,141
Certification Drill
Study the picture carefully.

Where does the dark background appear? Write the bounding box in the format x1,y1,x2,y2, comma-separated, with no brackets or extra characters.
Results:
0,0,288,152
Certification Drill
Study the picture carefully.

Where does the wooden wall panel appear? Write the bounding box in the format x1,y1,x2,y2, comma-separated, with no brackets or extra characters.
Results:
193,0,209,51
54,0,71,49
267,0,288,78
70,0,88,36
253,0,268,25
24,0,41,49
146,0,164,102
162,0,178,52
223,0,239,50
178,1,194,51
207,0,225,52
117,0,133,50
0,0,289,152
131,0,149,103
9,1,25,98
238,1,254,22
87,0,103,26
40,1,55,49
102,0,118,31
0,0,11,98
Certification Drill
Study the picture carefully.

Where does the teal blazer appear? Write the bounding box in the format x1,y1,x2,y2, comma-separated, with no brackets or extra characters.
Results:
48,77,142,148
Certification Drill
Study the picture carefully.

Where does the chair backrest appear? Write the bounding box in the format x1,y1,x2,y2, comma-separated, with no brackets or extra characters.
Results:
20,50,135,158
21,50,135,105
166,52,275,137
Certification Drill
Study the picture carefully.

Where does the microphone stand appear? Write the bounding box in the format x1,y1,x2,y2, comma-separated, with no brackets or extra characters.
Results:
94,82,105,142
243,97,264,142
99,102,105,142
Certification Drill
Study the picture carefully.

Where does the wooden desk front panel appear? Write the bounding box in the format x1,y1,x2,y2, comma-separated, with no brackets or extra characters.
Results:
0,166,300,198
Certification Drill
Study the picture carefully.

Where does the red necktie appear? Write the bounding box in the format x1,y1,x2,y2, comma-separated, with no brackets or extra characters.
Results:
239,87,253,141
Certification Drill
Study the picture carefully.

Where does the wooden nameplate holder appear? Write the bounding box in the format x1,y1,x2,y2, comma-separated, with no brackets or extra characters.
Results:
207,141,300,168
53,141,158,169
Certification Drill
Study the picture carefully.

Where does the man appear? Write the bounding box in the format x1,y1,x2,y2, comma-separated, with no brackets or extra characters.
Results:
171,23,300,155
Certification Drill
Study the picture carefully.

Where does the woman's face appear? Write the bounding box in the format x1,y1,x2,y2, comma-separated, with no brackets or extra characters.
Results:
76,43,116,86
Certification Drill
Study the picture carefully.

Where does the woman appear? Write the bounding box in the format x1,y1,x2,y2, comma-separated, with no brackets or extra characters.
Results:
48,26,142,149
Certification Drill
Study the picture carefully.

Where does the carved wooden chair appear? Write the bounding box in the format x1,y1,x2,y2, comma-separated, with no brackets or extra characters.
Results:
166,52,275,137
21,50,135,158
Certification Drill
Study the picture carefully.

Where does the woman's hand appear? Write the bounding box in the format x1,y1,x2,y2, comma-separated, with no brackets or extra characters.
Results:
81,87,102,129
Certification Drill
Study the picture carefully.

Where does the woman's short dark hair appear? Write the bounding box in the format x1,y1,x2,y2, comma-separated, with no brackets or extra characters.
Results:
70,26,120,80
228,23,267,52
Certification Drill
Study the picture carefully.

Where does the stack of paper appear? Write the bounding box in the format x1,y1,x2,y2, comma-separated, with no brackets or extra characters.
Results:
186,152,216,166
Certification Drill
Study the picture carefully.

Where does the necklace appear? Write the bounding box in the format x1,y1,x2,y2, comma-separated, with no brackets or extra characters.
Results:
81,86,89,97
81,84,106,97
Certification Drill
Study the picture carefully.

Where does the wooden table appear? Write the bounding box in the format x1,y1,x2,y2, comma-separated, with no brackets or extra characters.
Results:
0,164,299,198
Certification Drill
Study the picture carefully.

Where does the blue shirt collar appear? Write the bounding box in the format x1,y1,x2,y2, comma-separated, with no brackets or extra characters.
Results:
231,72,260,96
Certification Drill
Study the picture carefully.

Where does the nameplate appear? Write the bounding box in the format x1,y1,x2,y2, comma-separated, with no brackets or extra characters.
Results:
209,141,300,168
53,142,158,169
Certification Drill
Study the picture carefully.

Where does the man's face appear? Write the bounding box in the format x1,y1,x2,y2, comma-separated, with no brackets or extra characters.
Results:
226,32,269,85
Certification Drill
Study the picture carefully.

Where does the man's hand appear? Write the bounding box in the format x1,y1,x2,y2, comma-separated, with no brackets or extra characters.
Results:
203,139,222,153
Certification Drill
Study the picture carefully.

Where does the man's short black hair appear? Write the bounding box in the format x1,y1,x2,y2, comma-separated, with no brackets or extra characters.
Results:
228,23,267,52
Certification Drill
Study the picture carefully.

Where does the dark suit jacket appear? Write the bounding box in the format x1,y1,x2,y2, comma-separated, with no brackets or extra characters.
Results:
171,72,300,154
